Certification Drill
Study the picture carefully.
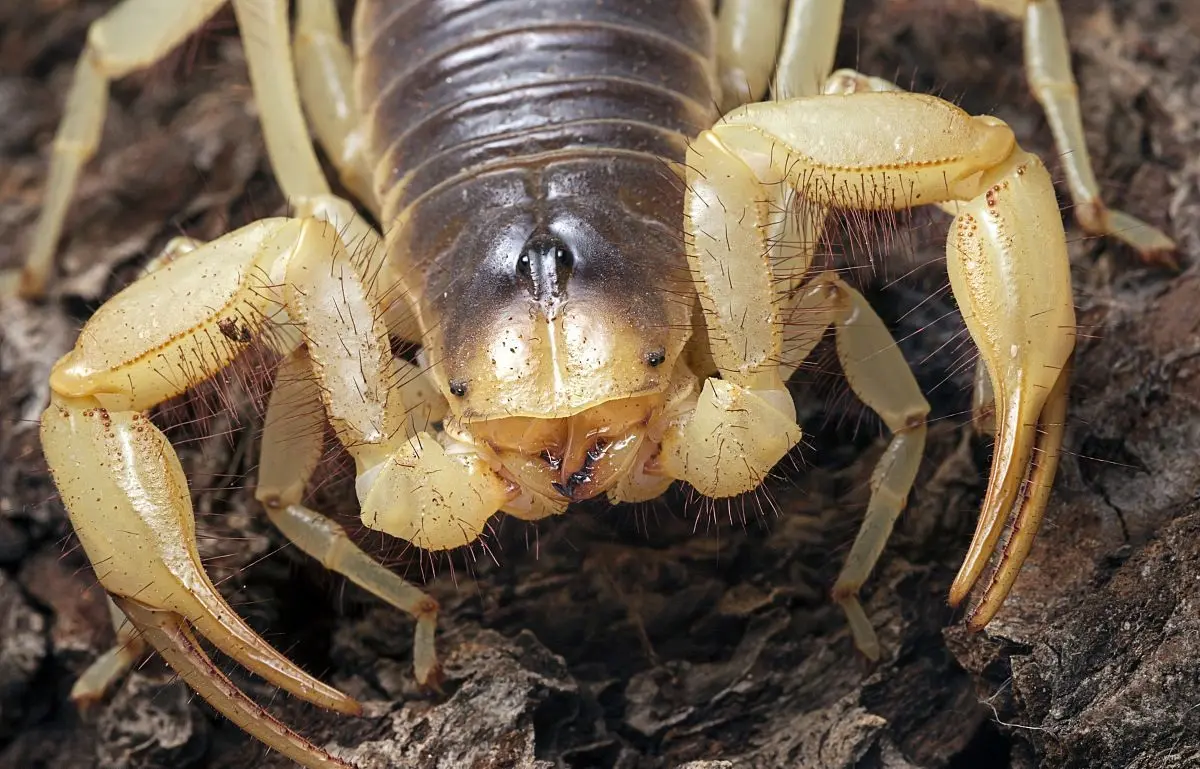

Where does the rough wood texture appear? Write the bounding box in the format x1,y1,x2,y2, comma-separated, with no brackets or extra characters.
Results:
1,1,1198,767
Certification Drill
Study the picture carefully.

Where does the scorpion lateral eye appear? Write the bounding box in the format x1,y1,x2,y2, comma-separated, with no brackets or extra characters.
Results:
644,348,666,367
449,380,468,397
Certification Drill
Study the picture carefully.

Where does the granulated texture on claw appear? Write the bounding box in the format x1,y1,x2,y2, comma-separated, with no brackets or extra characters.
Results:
2,2,1200,769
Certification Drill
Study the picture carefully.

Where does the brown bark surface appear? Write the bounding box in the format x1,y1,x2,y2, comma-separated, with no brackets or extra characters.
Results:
1,1,1198,767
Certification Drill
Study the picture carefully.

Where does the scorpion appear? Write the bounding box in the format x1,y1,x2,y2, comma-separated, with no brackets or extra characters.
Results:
13,0,1175,766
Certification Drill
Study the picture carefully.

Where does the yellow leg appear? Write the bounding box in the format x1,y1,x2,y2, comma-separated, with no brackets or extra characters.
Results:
818,276,929,660
229,0,330,202
977,0,1176,263
715,0,846,111
740,270,930,659
773,0,846,100
138,236,205,276
256,349,442,685
12,0,226,298
293,0,376,206
68,597,147,710
14,0,352,300
715,0,788,111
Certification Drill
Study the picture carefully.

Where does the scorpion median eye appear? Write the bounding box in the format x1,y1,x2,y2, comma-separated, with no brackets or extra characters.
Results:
449,380,468,397
644,349,665,367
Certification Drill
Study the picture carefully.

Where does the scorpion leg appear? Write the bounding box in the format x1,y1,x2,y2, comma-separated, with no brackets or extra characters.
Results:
10,0,226,298
283,6,424,343
776,275,932,659
820,276,929,660
718,5,859,303
139,235,206,275
715,0,788,110
715,0,845,111
229,0,330,201
773,0,846,99
256,348,443,685
698,90,1076,629
69,597,146,710
244,0,422,342
976,0,1176,263
16,0,349,299
293,0,376,206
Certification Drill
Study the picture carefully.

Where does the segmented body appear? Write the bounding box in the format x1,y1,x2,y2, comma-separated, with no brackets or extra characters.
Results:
357,0,716,217
354,0,720,423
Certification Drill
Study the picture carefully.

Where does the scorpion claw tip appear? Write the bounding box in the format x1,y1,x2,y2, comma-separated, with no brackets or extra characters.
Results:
414,657,447,695
116,598,357,769
952,359,1073,629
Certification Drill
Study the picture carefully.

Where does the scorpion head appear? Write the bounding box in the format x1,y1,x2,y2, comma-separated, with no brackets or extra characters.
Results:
416,165,694,504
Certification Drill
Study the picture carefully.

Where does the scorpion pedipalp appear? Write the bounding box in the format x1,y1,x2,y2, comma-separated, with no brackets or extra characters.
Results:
957,357,1073,627
687,84,1075,650
39,217,449,767
940,148,1077,615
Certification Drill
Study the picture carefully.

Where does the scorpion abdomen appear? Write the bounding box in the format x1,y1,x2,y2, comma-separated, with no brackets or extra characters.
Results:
354,0,718,224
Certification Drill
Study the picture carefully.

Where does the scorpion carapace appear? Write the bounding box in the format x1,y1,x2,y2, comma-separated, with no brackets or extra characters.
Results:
406,160,694,417
17,0,1178,766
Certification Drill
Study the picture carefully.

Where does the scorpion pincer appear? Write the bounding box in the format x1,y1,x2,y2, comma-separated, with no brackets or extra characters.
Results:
17,0,1174,765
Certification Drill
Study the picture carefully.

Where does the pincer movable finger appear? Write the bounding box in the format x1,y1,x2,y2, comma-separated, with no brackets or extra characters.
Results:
962,355,1071,628
116,598,355,769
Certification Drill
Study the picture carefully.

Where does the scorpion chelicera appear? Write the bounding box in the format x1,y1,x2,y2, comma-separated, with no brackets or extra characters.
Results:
12,0,1174,766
